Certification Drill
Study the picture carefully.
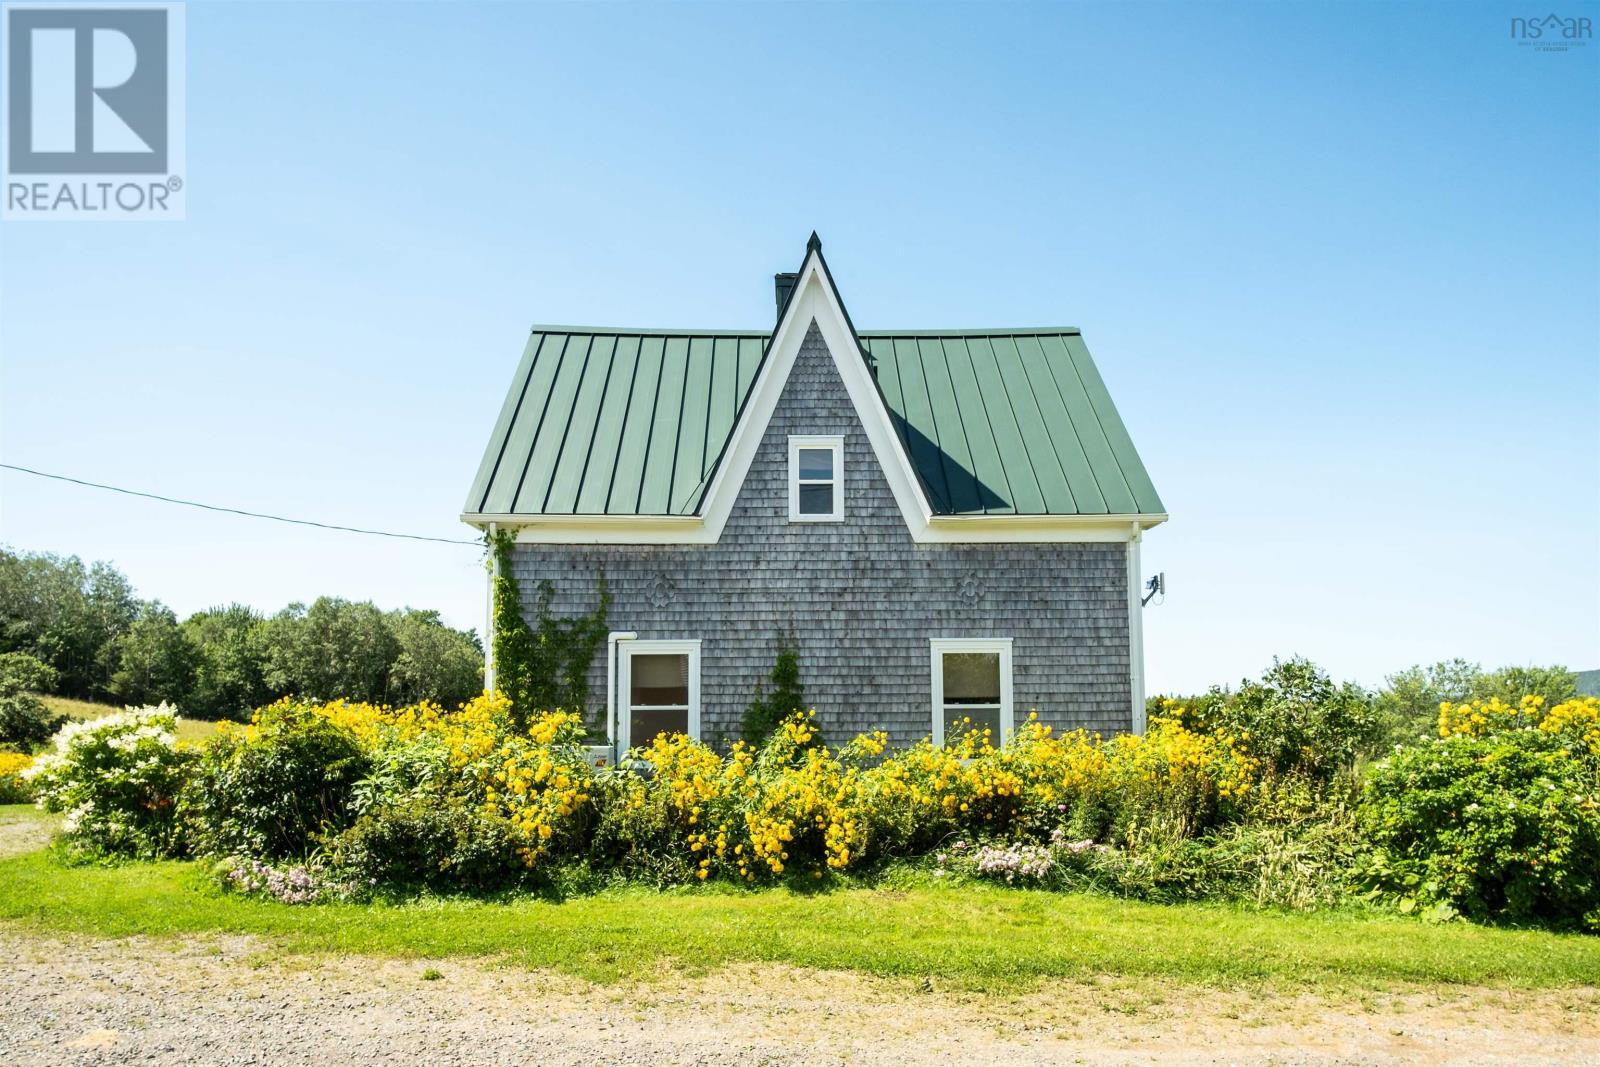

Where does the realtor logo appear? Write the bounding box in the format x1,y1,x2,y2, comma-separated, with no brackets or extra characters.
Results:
3,2,185,219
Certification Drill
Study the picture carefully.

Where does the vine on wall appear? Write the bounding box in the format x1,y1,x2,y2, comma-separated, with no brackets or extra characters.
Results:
741,638,808,745
488,531,609,730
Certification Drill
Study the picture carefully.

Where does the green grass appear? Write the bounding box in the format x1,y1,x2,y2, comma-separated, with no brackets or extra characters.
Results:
0,806,1596,990
41,696,233,745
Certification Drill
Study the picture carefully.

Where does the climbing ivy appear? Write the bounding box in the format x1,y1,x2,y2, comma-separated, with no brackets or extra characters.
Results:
741,639,808,745
487,531,609,730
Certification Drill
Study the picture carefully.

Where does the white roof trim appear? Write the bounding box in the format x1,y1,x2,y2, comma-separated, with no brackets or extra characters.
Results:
692,249,934,543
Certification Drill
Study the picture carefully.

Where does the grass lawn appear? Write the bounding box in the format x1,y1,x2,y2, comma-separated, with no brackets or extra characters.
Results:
1,806,1597,991
41,696,233,745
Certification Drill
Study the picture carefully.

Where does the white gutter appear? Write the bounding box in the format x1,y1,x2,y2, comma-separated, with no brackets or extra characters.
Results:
1127,523,1146,734
605,631,638,756
484,522,498,693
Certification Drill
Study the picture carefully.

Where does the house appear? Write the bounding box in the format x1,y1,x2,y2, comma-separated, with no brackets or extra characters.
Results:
463,235,1166,755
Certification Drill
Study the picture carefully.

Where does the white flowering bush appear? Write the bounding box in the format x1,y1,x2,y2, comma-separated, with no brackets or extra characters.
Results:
25,705,195,859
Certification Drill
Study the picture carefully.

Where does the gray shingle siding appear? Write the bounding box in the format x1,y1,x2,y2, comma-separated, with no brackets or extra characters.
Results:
510,322,1133,746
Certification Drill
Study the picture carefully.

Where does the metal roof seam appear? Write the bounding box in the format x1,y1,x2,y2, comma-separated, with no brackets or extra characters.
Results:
562,335,621,516
929,337,983,513
690,330,779,514
868,337,948,515
992,335,1080,515
537,335,601,513
1057,337,1139,510
631,337,668,515
601,337,646,515
1028,334,1114,514
953,336,1019,516
476,331,547,514
905,336,954,510
703,338,720,489
663,338,694,514
509,333,573,515
968,335,1046,515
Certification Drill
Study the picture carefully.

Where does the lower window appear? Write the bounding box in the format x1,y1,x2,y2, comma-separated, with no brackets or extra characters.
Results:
621,640,701,751
930,638,1014,747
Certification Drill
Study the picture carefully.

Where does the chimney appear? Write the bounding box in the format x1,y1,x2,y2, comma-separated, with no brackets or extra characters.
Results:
773,272,798,319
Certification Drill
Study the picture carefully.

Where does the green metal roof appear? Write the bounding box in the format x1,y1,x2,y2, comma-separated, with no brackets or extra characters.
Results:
860,332,1162,515
465,326,1164,519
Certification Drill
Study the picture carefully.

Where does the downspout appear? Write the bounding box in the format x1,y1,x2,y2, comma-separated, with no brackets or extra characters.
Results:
605,631,638,757
484,522,498,694
1127,522,1146,735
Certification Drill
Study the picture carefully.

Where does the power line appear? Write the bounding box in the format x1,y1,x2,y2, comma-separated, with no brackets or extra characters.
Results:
0,463,483,547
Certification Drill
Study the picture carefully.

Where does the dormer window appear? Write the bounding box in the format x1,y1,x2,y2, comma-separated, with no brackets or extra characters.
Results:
788,435,844,522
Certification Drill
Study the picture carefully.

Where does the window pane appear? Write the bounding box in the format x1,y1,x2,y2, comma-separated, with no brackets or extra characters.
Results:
943,652,1000,703
631,707,689,748
631,654,688,706
798,447,834,480
944,705,1002,744
798,483,834,515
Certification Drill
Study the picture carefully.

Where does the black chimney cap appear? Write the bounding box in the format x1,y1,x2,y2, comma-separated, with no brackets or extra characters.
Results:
773,272,799,318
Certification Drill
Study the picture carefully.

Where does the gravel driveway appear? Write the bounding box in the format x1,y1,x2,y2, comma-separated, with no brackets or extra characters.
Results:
2,925,1597,1066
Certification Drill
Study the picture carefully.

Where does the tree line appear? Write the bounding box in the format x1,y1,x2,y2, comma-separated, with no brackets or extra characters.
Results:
0,547,484,719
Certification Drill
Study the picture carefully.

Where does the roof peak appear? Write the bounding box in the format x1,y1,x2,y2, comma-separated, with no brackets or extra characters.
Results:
523,325,1083,339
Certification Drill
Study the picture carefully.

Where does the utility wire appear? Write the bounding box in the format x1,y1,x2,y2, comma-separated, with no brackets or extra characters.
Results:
0,463,483,546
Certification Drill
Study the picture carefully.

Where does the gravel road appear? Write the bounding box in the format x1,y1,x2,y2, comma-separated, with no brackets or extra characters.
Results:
2,925,1597,1066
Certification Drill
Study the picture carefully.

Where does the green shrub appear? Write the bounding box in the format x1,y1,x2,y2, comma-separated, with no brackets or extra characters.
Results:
1357,728,1600,931
324,800,528,897
183,704,370,859
741,642,806,745
0,650,58,695
0,651,65,751
1171,658,1376,779
25,706,195,858
1373,661,1579,753
0,693,64,752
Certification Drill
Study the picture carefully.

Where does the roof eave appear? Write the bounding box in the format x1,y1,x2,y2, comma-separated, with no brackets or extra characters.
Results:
461,511,1165,545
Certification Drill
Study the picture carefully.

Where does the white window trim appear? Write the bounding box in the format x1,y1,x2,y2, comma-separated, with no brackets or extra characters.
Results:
929,637,1014,747
617,639,701,752
787,434,844,522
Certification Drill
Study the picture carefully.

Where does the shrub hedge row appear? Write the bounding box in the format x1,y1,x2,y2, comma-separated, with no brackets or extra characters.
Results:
20,686,1600,933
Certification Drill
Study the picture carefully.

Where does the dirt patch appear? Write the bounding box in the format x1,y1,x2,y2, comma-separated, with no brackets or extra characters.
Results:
0,808,54,860
1,926,1596,1065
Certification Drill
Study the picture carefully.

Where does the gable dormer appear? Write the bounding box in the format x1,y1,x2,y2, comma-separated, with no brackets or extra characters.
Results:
463,234,1165,545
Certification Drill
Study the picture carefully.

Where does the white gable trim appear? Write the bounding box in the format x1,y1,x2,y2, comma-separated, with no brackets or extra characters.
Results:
463,246,1167,545
694,249,933,543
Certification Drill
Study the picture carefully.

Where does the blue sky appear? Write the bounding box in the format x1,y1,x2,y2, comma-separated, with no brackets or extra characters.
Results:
1,1,1596,694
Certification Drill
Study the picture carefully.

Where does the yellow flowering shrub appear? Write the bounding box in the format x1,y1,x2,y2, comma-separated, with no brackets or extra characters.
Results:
1440,695,1600,759
251,694,596,869
1541,697,1600,758
0,750,34,803
862,712,1258,854
172,693,1274,890
587,709,1261,883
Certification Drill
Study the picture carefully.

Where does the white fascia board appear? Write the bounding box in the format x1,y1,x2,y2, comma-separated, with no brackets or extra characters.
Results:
460,513,717,545
922,513,1166,543
691,251,934,541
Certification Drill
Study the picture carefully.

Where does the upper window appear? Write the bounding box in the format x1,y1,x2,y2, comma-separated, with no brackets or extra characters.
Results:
930,638,1014,747
788,435,844,522
620,640,701,752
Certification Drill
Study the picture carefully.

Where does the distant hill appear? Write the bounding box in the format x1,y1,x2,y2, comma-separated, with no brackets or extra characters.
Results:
1578,670,1600,698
